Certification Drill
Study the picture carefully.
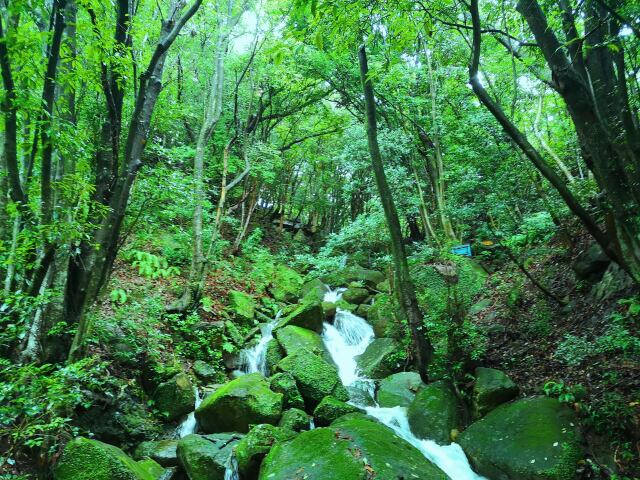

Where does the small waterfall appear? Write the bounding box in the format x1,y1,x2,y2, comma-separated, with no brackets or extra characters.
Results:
223,453,240,480
176,387,202,438
309,417,315,430
321,288,485,480
239,310,282,375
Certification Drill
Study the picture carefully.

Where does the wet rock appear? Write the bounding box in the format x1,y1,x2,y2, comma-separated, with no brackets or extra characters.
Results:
136,458,165,479
264,338,284,376
269,372,305,410
235,424,296,478
54,437,154,480
572,243,610,282
259,415,447,479
473,367,518,418
274,325,326,357
152,373,195,422
459,396,584,480
321,301,337,321
377,371,426,408
275,302,324,333
320,266,386,289
407,380,461,445
227,290,256,322
355,338,403,379
195,372,283,433
341,287,369,304
313,396,363,427
355,303,370,318
176,433,243,480
300,278,329,303
192,360,218,383
269,265,303,303
279,408,310,432
134,439,178,467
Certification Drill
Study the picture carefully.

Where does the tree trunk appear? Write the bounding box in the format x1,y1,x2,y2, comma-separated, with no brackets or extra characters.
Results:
359,45,434,380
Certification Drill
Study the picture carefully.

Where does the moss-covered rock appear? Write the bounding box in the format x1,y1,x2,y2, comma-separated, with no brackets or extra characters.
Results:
377,371,426,408
176,433,243,480
269,265,304,302
228,290,256,322
192,360,218,383
321,266,386,288
313,396,363,427
279,408,310,432
263,338,284,376
458,396,584,480
277,349,349,410
259,415,448,479
274,325,326,357
407,380,461,445
235,424,296,478
473,367,519,418
321,301,336,321
136,459,165,479
355,338,403,379
366,293,397,337
152,373,195,422
269,372,305,410
54,437,154,480
341,287,370,304
195,372,283,433
300,278,329,303
355,303,370,318
133,439,178,467
275,301,324,333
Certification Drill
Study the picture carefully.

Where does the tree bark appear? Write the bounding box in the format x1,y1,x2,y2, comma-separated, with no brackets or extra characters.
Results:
359,45,434,380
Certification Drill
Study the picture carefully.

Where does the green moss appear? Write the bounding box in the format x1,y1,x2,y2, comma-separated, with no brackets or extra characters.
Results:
341,287,369,304
300,278,329,303
355,338,403,379
275,302,324,332
277,349,349,410
407,380,461,445
133,439,178,467
473,367,519,418
228,290,256,322
54,437,154,480
195,372,283,433
377,372,426,408
264,338,284,376
152,373,195,422
269,372,305,410
279,408,310,431
313,396,362,426
176,433,243,480
235,424,296,478
270,265,304,302
136,459,165,479
458,396,584,480
275,325,325,357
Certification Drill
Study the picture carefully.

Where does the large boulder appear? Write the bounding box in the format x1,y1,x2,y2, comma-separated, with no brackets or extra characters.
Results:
152,373,195,422
377,371,426,408
276,349,349,409
342,287,370,305
228,290,256,322
192,360,218,383
321,266,386,288
572,243,610,282
300,278,329,303
259,415,448,479
275,302,324,333
235,424,296,478
269,372,305,410
313,396,363,426
54,437,154,480
133,439,178,467
195,372,283,433
355,338,403,379
279,408,310,432
136,459,165,479
269,265,303,302
366,293,396,337
473,367,519,418
459,396,584,480
274,325,326,358
176,433,243,480
264,338,284,376
407,380,461,445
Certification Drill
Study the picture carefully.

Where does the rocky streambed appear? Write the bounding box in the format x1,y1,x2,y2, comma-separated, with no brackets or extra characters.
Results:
53,266,585,480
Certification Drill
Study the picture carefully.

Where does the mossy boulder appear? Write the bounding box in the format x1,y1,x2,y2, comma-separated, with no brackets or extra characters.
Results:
377,372,426,408
407,380,461,445
269,372,305,410
276,349,349,410
136,459,165,479
300,278,329,303
366,293,396,337
235,424,296,478
195,372,283,433
133,439,178,466
275,301,324,333
322,301,337,321
192,360,218,383
342,287,370,305
355,303,370,318
269,265,304,302
152,373,195,422
473,367,519,418
54,437,154,480
176,433,243,480
264,338,284,376
355,338,403,379
274,325,326,358
228,290,255,322
458,396,584,480
279,408,310,431
259,415,448,479
313,396,363,427
321,266,386,288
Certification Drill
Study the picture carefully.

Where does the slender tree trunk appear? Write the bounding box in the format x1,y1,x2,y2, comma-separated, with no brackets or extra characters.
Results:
359,45,433,380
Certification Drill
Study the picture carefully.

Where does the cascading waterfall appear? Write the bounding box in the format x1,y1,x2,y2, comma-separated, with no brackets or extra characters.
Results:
223,453,240,480
321,288,485,480
239,310,282,375
175,387,202,438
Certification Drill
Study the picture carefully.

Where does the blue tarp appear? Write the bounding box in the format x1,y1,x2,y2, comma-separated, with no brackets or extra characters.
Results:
451,244,472,257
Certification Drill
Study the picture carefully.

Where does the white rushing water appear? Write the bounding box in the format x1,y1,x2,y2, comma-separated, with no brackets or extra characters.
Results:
321,289,485,480
176,387,202,438
224,453,240,480
239,310,282,375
